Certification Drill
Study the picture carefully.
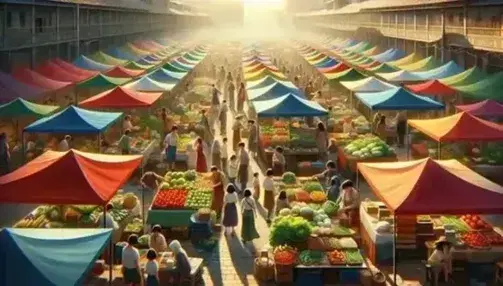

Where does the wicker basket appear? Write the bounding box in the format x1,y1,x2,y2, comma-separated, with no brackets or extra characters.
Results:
254,252,274,281
274,263,294,283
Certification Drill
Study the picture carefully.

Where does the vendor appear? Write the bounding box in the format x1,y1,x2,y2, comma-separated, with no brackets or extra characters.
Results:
338,180,360,227
343,117,355,134
313,160,337,188
210,165,225,218
118,129,132,155
96,203,119,230
169,240,191,284
327,175,341,202
123,115,140,132
428,236,453,285
141,171,165,192
58,135,71,151
149,225,167,253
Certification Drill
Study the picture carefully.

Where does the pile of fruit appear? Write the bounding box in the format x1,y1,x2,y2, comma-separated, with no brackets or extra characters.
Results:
327,250,346,265
185,190,213,209
344,137,395,159
152,189,188,209
482,231,503,245
260,123,290,148
462,232,491,249
177,134,195,152
461,215,492,231
273,245,298,265
310,191,327,203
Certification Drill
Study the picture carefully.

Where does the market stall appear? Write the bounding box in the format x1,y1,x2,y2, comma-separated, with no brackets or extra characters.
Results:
0,228,112,286
252,93,329,174
357,158,503,283
23,105,123,154
408,112,503,183
147,170,214,228
261,173,367,285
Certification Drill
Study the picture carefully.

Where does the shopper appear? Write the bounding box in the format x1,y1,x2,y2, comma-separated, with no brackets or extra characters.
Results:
168,240,191,285
314,160,338,188
237,142,250,192
145,249,159,286
160,107,173,139
0,133,10,175
96,203,119,230
241,189,260,243
210,165,225,218
232,115,243,151
58,135,72,152
199,109,213,144
211,138,222,170
237,82,246,113
221,137,229,174
315,122,329,162
149,225,167,253
219,100,228,135
228,154,239,190
222,183,239,236
275,190,290,216
263,169,276,223
164,126,179,171
252,172,260,201
272,146,286,176
247,120,258,158
122,234,143,286
327,175,342,202
227,80,236,112
195,137,208,173
395,111,407,147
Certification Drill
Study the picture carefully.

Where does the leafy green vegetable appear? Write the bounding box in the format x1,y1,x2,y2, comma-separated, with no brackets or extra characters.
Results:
303,182,324,192
299,250,324,265
282,172,296,184
270,215,312,247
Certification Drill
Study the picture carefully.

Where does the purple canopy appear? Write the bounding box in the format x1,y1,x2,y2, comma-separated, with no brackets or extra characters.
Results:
0,71,44,102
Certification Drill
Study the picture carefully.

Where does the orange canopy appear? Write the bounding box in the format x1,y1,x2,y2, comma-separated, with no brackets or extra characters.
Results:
79,86,162,109
358,158,503,214
408,112,503,142
0,149,142,204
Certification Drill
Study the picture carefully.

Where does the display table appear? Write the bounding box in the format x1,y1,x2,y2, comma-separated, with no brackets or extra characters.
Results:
359,202,393,266
264,149,319,173
147,209,196,228
337,147,398,174
425,241,503,263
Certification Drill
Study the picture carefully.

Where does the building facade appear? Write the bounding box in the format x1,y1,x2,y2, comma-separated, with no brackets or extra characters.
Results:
294,0,503,72
0,0,210,72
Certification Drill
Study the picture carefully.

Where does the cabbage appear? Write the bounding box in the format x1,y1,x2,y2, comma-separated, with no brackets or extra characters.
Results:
282,172,297,184
300,207,314,217
291,206,301,216
352,151,361,157
279,208,291,216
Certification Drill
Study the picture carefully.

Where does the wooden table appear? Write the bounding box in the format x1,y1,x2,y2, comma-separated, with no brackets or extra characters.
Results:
425,241,503,263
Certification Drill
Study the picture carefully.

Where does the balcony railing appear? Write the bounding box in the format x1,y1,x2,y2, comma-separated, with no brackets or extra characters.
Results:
4,28,32,48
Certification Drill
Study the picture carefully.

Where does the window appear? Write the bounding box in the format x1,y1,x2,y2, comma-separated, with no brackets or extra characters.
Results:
6,11,12,28
35,18,43,33
19,11,26,27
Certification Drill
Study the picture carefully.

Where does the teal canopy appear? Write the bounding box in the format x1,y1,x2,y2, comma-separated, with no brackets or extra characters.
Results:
0,98,58,118
355,87,444,111
253,93,328,118
0,228,112,286
24,105,122,133
248,82,301,101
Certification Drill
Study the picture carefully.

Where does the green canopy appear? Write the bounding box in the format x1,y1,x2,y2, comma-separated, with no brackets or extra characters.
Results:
90,51,128,66
455,71,503,100
398,56,439,72
326,68,366,82
125,61,154,71
440,66,487,87
77,74,131,89
367,63,399,73
352,56,374,65
0,98,59,118
163,63,189,73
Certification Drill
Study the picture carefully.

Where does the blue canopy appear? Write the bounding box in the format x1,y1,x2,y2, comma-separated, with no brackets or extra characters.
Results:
315,58,338,68
246,76,297,90
248,82,301,101
144,55,162,62
414,61,463,80
253,93,328,118
355,87,444,111
107,48,139,61
73,55,112,72
125,76,176,92
24,105,122,133
371,49,404,63
0,228,112,286
147,68,186,84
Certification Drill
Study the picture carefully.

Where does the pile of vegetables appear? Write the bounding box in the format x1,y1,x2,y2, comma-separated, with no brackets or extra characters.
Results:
460,215,492,231
313,209,331,228
440,216,470,232
299,250,324,265
295,190,310,202
185,190,213,209
153,189,188,209
282,172,297,184
273,245,298,265
344,137,394,159
303,182,324,193
310,191,327,203
327,250,345,265
138,234,149,246
270,216,312,247
344,250,364,265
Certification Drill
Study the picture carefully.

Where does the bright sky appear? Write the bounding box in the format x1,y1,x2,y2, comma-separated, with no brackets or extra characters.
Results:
242,0,284,8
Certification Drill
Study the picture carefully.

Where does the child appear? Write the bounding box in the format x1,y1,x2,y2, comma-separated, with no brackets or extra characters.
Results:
252,172,260,201
272,146,286,176
145,249,159,286
263,169,275,223
275,190,289,216
228,155,239,191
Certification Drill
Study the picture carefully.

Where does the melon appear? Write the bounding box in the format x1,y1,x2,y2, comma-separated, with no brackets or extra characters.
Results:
122,194,138,210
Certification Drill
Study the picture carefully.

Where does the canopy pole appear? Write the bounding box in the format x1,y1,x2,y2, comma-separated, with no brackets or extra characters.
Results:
21,132,26,164
438,142,441,160
393,213,397,285
406,123,410,160
103,204,113,286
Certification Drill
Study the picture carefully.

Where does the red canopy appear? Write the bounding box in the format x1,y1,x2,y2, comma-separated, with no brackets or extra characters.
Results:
12,68,73,91
0,149,142,204
456,100,503,117
52,59,98,78
35,61,90,83
358,158,503,214
406,80,457,97
79,86,162,108
104,66,145,78
408,112,503,142
319,62,349,74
